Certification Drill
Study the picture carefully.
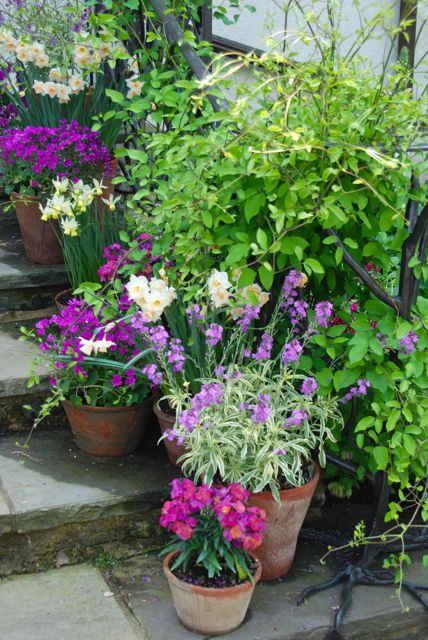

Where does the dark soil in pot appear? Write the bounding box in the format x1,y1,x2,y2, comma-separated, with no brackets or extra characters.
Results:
172,557,259,589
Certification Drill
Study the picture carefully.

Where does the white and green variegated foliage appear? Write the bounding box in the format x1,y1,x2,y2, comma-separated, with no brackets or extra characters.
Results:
178,361,343,500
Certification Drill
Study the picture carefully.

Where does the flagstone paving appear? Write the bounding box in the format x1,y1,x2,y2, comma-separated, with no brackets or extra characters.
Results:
0,564,143,640
110,545,428,640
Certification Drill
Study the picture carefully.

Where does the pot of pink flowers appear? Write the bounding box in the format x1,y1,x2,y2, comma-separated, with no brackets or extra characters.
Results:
160,479,265,636
0,121,113,264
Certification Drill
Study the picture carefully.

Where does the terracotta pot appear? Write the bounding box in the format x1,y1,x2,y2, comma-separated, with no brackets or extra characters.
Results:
248,463,320,581
163,551,261,636
63,396,153,457
153,399,187,466
12,193,64,265
54,288,73,312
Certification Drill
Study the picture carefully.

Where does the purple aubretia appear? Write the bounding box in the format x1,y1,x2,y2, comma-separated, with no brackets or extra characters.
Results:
179,383,224,432
237,305,260,332
281,270,309,326
252,332,273,361
284,409,308,427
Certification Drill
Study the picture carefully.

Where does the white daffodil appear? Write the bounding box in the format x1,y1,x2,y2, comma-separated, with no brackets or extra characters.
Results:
93,338,115,353
79,337,96,356
31,42,45,57
35,53,49,68
57,83,71,103
101,194,120,211
240,283,270,307
92,178,106,196
126,274,150,304
68,73,86,94
53,178,69,195
43,82,58,99
49,67,66,82
61,217,79,236
207,269,232,293
125,77,143,99
33,80,45,95
211,288,231,308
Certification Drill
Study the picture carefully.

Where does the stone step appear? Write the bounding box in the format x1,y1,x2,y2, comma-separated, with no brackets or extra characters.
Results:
0,428,177,575
110,546,428,640
0,211,69,314
0,319,55,432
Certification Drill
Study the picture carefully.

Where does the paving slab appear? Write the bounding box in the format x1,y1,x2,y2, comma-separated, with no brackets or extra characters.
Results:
0,322,49,397
0,564,143,640
0,428,177,534
110,545,428,640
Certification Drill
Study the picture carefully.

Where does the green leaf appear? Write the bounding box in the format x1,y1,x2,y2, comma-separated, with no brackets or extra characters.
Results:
105,88,124,104
333,368,361,391
403,434,416,456
258,264,273,289
348,342,368,363
386,409,400,432
373,446,389,470
304,258,324,274
237,268,256,288
127,149,148,163
256,228,268,250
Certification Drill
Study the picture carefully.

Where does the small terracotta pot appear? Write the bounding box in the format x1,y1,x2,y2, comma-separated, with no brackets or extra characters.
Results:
54,288,73,312
12,193,64,265
153,399,187,466
248,463,320,581
163,551,261,636
63,396,153,457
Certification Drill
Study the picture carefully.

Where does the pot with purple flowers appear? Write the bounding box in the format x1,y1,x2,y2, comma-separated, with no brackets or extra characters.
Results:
0,121,113,264
24,297,155,456
160,478,265,636
149,270,348,580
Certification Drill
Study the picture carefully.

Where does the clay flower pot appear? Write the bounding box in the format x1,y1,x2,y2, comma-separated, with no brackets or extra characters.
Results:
248,462,320,581
63,396,153,457
153,399,187,466
54,288,73,312
163,551,261,636
12,192,64,265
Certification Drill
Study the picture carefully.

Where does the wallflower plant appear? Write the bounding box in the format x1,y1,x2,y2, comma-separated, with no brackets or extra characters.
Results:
160,478,266,583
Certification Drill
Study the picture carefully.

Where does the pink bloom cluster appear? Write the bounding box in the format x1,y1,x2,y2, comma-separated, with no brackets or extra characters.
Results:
97,234,157,283
160,479,266,551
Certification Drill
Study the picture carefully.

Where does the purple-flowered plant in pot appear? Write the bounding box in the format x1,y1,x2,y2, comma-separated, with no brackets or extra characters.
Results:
21,298,152,427
0,120,112,197
160,478,266,583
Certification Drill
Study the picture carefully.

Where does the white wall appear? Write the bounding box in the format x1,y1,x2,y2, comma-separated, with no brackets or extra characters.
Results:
212,0,425,71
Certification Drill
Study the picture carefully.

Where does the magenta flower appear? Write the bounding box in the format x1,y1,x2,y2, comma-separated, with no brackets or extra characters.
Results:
111,374,123,387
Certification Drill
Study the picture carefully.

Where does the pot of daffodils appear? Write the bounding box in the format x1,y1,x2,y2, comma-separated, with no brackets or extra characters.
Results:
23,295,155,456
0,121,113,264
147,271,345,580
160,478,265,636
122,269,270,466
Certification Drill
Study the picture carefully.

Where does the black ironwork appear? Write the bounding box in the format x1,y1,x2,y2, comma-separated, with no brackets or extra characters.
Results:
297,172,428,638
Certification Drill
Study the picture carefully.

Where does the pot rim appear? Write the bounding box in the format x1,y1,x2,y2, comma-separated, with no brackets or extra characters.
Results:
153,397,176,422
11,191,41,203
163,550,262,595
63,394,155,413
250,461,320,502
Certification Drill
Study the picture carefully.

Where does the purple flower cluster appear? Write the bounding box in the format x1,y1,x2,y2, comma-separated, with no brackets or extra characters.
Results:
186,304,204,322
167,338,186,373
97,234,157,283
281,339,303,365
284,409,308,428
301,377,318,396
142,363,163,386
35,298,148,393
0,101,16,129
0,121,111,193
398,331,419,354
251,394,271,423
281,271,309,326
340,379,371,404
237,304,261,332
179,382,224,432
314,301,334,328
252,332,273,361
205,323,223,347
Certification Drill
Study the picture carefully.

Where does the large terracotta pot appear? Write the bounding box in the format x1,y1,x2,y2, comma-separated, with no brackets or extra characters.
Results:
163,551,261,636
153,399,187,466
248,463,320,581
12,192,64,265
63,396,153,457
